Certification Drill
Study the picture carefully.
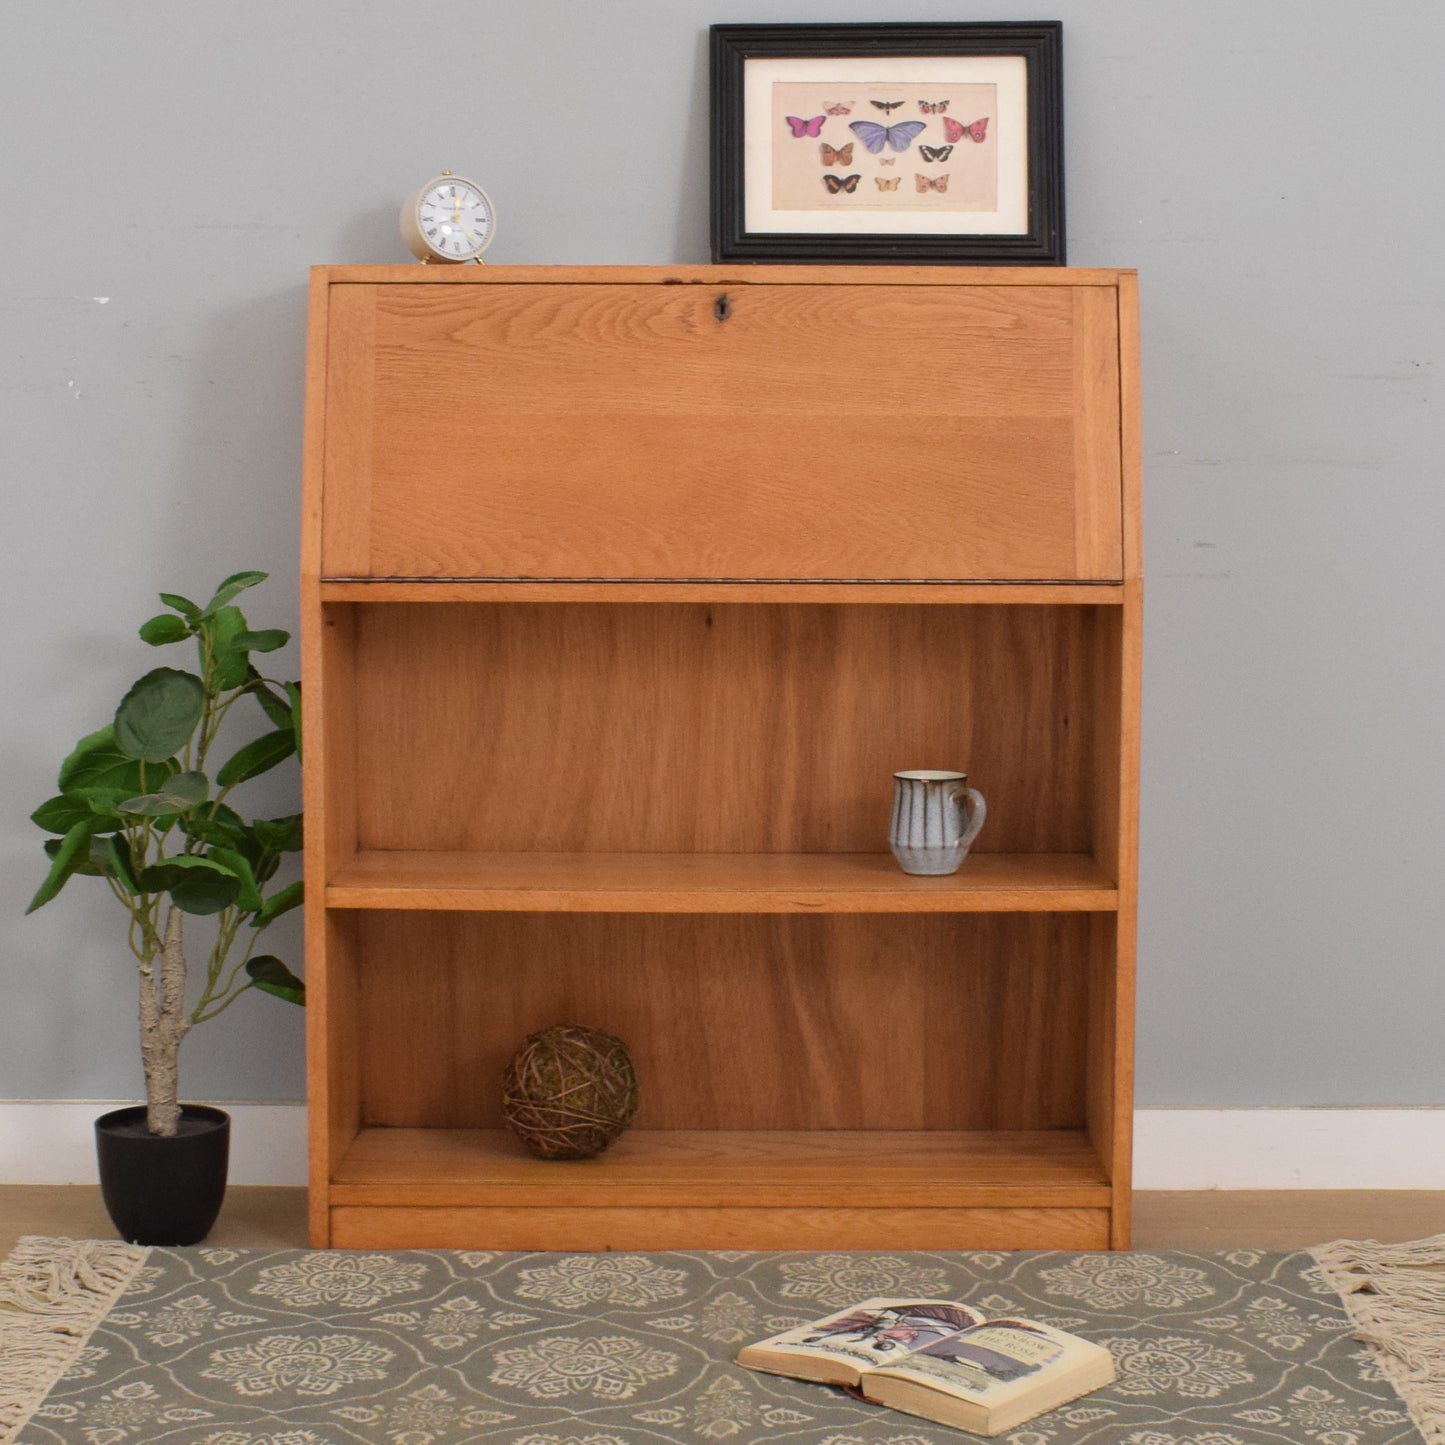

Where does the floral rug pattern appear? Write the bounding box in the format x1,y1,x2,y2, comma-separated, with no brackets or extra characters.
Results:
13,1244,1422,1445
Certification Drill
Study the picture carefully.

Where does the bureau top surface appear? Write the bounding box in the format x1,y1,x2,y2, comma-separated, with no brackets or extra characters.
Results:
313,263,1135,287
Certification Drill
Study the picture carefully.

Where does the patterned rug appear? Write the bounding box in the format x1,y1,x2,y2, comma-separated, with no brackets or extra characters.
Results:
1,1235,1440,1444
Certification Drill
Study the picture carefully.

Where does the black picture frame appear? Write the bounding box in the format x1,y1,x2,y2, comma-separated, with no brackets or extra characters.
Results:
710,22,1064,265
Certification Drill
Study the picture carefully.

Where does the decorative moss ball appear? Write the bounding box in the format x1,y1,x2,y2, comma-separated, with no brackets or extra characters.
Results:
501,1024,639,1160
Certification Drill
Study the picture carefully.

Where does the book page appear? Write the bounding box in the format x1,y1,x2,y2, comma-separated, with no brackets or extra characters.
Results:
748,1298,984,1372
874,1319,1088,1402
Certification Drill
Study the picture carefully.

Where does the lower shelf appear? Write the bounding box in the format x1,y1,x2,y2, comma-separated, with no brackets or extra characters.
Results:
324,1128,1114,1249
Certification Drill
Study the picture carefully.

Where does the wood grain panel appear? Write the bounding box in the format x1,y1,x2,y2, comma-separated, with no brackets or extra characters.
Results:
346,602,1099,855
319,281,1124,581
1118,273,1144,582
326,850,1118,913
1073,286,1124,577
351,911,1091,1132
331,1127,1108,1207
319,287,375,577
330,1205,1112,1251
317,264,1133,287
305,913,360,1247
320,580,1127,605
1110,585,1143,1245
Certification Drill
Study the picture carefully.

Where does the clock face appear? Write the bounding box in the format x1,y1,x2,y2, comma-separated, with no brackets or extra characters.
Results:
415,177,494,260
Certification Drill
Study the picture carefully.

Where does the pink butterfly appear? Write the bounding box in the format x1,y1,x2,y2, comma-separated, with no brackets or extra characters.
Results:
943,116,989,144
786,115,826,138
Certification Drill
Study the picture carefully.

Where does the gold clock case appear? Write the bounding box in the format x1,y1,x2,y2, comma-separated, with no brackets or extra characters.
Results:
400,172,494,265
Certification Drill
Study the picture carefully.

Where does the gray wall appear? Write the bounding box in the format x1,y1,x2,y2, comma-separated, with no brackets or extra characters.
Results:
2,1,1441,1109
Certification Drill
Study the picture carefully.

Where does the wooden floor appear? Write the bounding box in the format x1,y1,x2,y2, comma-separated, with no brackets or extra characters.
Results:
1,1187,1441,1258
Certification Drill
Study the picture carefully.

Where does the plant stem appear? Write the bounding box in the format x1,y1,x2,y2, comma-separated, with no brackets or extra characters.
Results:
139,905,189,1136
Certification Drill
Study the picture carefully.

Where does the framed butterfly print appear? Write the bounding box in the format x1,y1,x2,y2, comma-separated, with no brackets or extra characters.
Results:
710,22,1064,264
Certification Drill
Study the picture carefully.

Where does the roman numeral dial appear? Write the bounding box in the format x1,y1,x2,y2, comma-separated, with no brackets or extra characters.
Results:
401,172,496,263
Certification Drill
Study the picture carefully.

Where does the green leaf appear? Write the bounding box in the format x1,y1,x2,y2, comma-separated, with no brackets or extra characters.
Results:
206,847,263,913
236,628,288,653
27,818,101,912
201,571,267,617
114,668,205,762
135,855,241,916
57,725,118,788
285,682,303,763
247,673,293,731
204,605,252,691
31,794,107,835
43,835,105,877
116,770,209,817
216,729,295,788
58,727,176,807
181,802,246,849
139,613,192,647
101,835,140,893
252,878,303,928
251,814,303,853
159,592,201,621
246,954,305,1005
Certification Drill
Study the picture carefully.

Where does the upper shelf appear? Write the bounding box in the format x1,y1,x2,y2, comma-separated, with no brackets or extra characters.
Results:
326,850,1119,914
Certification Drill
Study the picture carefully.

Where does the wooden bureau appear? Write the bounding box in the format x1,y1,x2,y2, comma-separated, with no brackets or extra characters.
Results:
301,265,1141,1250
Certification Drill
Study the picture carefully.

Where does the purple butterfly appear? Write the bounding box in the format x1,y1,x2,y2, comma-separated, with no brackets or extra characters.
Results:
786,115,826,138
848,119,927,154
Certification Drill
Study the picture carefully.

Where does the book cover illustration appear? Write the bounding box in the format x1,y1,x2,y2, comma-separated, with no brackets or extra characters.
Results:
769,1298,984,1368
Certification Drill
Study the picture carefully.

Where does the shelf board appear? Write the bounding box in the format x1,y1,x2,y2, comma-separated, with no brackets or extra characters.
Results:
326,850,1119,913
330,1128,1112,1210
319,579,1126,604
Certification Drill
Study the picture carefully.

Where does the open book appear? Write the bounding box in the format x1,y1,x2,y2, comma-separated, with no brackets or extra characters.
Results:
737,1297,1115,1437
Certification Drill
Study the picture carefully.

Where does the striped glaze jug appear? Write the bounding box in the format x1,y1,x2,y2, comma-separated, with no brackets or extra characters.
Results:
888,769,988,876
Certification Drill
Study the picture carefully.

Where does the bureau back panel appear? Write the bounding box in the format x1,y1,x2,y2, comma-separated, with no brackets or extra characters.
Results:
340,601,1101,855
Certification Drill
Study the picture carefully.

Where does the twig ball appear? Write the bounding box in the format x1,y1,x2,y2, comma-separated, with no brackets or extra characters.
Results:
501,1024,639,1160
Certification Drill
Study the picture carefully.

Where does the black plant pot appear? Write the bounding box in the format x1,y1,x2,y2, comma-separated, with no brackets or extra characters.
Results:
95,1104,230,1246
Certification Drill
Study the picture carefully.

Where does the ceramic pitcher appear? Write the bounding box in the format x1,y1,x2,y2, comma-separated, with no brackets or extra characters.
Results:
889,770,988,876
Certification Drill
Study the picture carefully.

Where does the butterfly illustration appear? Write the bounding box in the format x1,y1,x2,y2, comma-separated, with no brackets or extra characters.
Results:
943,116,989,143
875,177,901,191
786,115,827,138
849,119,927,153
823,173,862,194
820,142,854,166
870,99,905,113
879,157,897,166
919,144,954,163
823,100,854,115
918,99,950,114
915,173,951,193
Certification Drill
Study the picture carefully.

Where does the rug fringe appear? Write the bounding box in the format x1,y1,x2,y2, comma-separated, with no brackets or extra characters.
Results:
0,1235,148,1445
1313,1232,1445,1444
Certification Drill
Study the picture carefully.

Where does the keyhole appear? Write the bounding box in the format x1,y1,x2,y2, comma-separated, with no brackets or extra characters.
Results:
714,293,731,322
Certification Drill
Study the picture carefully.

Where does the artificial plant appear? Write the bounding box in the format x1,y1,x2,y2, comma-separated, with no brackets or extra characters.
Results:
27,572,305,1137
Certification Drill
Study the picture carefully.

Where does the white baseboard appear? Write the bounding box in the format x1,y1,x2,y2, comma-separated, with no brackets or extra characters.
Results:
1131,1107,1445,1190
3,1103,1444,1190
0,1102,307,1186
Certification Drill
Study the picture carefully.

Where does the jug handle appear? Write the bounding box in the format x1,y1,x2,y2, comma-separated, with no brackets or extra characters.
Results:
950,786,988,849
